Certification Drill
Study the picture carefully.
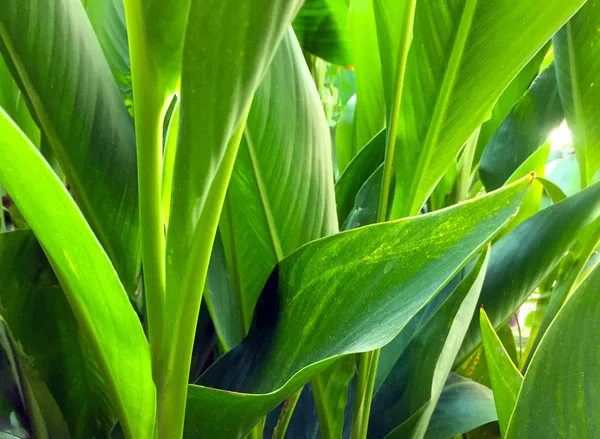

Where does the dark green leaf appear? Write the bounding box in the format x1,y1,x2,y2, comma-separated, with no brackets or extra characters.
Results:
424,373,497,439
458,180,600,364
479,64,563,192
184,177,531,438
293,0,353,66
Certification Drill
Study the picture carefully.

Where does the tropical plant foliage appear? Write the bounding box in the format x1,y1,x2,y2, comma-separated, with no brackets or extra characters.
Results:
0,0,598,438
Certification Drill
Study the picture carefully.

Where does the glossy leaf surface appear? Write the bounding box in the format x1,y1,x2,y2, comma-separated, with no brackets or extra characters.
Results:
459,180,600,363
185,177,531,438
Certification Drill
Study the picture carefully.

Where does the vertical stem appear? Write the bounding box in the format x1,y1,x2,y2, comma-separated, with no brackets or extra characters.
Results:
456,127,480,203
272,388,302,439
353,1,416,438
123,0,167,376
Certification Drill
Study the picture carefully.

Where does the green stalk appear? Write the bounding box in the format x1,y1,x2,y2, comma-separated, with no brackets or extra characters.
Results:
272,388,302,439
157,111,250,439
352,1,416,438
456,127,480,203
123,0,168,376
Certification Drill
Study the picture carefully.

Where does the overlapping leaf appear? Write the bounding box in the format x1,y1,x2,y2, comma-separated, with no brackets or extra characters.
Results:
184,177,531,438
0,109,154,439
293,0,353,66
387,0,585,218
506,263,600,438
207,30,338,349
479,65,563,191
0,231,114,439
370,249,489,438
458,180,600,363
554,0,600,187
0,0,140,292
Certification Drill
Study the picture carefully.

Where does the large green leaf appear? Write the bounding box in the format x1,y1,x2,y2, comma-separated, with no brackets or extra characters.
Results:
424,373,497,439
458,180,600,363
505,263,600,438
0,109,154,439
160,3,306,436
293,0,353,66
184,177,531,438
370,249,489,439
0,0,140,292
207,30,338,349
479,64,563,191
0,231,114,439
480,308,522,437
388,0,585,218
554,0,600,187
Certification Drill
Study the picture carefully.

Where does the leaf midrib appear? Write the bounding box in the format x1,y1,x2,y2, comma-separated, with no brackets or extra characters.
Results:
402,0,479,217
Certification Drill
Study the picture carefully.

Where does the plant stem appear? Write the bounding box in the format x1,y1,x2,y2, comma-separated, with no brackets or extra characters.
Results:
456,127,480,203
156,111,250,439
272,389,302,439
353,2,416,438
123,0,167,377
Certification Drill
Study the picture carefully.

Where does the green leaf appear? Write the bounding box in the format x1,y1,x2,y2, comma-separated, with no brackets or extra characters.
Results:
505,263,600,438
85,0,132,108
554,0,600,187
538,177,568,203
335,128,386,225
472,46,549,170
348,0,386,150
0,109,154,439
424,373,497,439
0,231,114,439
458,180,600,364
388,0,584,218
500,142,551,236
0,317,48,439
479,308,522,437
479,65,563,192
336,94,357,174
0,0,140,292
371,248,489,439
161,3,306,436
0,59,39,147
546,152,582,197
184,176,531,438
342,164,383,230
293,0,353,66
207,30,338,349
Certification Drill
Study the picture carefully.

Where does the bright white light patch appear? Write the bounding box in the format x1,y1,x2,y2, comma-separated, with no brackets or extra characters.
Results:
548,120,573,151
